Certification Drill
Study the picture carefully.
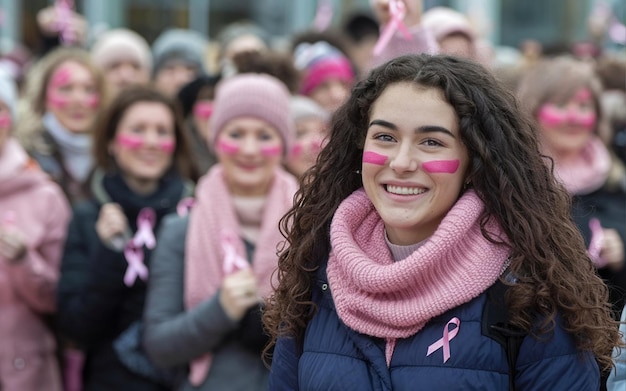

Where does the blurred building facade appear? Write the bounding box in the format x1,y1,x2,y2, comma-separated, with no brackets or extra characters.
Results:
1,0,624,55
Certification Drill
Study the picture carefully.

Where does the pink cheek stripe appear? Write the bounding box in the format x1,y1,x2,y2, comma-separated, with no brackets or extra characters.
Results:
193,102,213,120
47,91,69,109
261,145,282,157
571,112,596,129
217,140,239,155
290,143,303,158
86,95,100,108
363,151,388,165
422,159,460,174
538,106,567,127
0,114,11,128
49,68,72,88
116,134,144,149
159,140,176,153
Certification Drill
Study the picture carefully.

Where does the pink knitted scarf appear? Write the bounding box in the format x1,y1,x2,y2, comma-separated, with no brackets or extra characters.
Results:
184,164,298,386
327,189,510,363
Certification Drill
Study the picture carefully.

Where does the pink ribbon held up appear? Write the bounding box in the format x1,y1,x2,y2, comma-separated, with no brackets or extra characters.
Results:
55,0,76,45
313,0,333,32
123,239,149,287
134,207,156,249
372,0,413,56
221,231,249,275
588,218,607,268
426,317,460,363
176,197,196,217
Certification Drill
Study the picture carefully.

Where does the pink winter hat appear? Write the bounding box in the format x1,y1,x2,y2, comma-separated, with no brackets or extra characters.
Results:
91,28,152,72
294,41,355,96
421,7,476,42
209,73,293,153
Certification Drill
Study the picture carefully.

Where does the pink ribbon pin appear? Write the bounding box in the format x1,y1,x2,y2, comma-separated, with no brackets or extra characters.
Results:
588,218,607,268
372,0,413,56
221,232,249,275
427,317,460,363
176,197,195,217
123,240,149,287
133,208,156,249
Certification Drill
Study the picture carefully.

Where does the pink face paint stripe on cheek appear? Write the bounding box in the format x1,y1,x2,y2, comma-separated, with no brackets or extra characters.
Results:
159,140,176,153
0,114,11,128
363,151,388,165
49,67,72,88
261,145,282,157
116,134,144,149
422,159,460,174
46,91,69,109
217,140,239,155
86,95,100,109
290,143,304,158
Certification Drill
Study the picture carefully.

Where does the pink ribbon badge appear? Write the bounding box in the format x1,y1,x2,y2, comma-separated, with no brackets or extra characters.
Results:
221,231,249,275
588,218,607,268
176,197,195,217
134,208,156,249
427,317,460,363
123,239,149,287
372,0,413,56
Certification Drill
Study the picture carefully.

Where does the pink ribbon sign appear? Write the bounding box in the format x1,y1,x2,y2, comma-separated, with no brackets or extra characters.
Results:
133,208,156,249
588,218,607,268
176,197,195,217
123,239,149,287
372,0,413,56
221,232,249,275
426,317,460,363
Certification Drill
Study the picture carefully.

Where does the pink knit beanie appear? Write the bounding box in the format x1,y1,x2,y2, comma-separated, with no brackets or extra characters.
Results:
209,73,293,152
294,41,355,96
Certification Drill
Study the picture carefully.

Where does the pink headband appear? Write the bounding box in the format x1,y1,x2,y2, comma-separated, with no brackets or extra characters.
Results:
300,57,354,96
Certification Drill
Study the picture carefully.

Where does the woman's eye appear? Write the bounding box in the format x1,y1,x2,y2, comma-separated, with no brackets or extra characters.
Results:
227,131,242,139
259,132,275,141
375,134,395,142
424,139,443,147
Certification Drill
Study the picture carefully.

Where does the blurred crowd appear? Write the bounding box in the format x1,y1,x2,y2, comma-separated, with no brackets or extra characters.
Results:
0,0,624,390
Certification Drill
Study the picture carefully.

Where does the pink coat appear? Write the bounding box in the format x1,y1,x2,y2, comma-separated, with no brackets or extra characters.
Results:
0,139,70,391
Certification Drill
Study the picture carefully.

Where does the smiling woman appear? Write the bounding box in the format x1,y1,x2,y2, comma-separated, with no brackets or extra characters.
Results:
263,54,623,391
142,73,299,391
56,86,197,390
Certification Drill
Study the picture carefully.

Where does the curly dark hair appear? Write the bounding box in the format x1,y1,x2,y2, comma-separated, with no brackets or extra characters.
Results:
263,54,622,371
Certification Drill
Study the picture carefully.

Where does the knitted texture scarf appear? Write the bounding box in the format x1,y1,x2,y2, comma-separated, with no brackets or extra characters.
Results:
43,112,93,182
327,188,510,364
546,136,611,195
184,164,298,386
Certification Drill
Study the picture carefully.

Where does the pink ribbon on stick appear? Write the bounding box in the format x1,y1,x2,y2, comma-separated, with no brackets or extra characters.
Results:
588,218,608,268
373,0,413,56
427,317,460,363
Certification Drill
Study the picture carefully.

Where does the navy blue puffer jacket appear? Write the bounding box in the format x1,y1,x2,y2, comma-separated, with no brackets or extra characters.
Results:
268,260,599,391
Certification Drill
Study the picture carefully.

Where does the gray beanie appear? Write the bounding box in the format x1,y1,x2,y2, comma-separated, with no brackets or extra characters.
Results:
151,28,208,75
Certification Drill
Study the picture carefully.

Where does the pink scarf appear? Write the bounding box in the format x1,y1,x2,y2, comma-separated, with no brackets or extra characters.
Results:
547,136,611,195
184,164,298,386
327,189,510,363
